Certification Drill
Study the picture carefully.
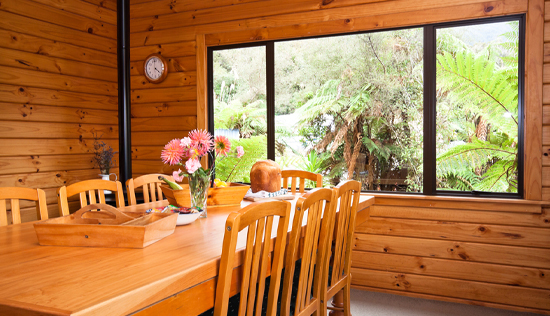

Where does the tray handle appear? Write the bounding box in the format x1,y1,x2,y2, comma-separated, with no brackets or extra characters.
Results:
73,204,134,225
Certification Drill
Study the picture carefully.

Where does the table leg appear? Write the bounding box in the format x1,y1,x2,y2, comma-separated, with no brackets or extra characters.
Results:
329,290,346,316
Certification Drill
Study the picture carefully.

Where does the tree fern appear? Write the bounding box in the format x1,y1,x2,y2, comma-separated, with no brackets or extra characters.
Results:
437,51,518,137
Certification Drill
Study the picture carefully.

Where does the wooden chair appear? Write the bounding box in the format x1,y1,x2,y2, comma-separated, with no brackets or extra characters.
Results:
214,200,291,316
323,180,361,316
281,170,323,194
126,174,175,206
57,179,124,216
281,188,337,316
0,187,48,226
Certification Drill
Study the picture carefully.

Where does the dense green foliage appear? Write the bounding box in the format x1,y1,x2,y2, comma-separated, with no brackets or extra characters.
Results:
215,136,267,183
212,21,519,193
436,23,519,193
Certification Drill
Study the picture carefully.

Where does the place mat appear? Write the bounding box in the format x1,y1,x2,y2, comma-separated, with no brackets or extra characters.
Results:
243,194,296,202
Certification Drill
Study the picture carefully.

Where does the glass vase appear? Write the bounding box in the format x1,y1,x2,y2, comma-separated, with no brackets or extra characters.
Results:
188,172,210,218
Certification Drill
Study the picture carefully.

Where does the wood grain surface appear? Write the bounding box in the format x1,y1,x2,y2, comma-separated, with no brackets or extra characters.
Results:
0,195,374,316
0,0,119,223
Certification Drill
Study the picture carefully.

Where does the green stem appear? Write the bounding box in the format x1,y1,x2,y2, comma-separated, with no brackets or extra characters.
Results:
225,158,243,183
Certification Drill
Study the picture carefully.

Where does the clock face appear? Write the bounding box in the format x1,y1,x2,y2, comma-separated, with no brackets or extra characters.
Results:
144,54,168,83
145,57,165,80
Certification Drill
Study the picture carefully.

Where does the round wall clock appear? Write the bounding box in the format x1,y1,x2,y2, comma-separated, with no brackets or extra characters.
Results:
144,53,168,83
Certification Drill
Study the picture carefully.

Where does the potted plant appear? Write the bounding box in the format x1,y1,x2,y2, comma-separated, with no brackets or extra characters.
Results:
92,135,117,182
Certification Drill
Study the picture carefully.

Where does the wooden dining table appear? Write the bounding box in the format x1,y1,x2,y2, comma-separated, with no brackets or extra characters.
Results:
0,194,374,316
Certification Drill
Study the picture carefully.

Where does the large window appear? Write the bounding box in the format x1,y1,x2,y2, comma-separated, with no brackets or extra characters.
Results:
208,16,524,198
211,45,268,183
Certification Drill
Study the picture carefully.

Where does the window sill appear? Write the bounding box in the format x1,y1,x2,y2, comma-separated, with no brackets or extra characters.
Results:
359,192,548,213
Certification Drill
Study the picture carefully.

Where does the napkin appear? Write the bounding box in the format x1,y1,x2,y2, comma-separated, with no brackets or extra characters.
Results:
244,188,289,199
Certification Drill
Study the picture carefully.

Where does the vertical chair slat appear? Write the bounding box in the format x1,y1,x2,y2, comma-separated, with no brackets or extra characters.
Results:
0,200,7,226
296,200,317,313
305,201,323,307
11,199,21,225
238,222,257,316
291,178,297,194
36,189,48,221
156,182,163,201
281,199,307,315
126,179,136,206
246,218,266,315
88,190,97,205
339,192,352,278
332,192,348,284
79,192,88,208
143,185,150,204
214,214,240,316
98,190,106,204
299,178,305,193
150,183,157,202
255,216,273,316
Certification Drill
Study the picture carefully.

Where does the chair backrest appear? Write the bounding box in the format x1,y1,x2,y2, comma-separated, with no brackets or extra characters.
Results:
281,188,336,316
281,170,322,194
214,200,291,316
57,179,124,216
0,187,48,226
326,180,361,295
126,174,175,206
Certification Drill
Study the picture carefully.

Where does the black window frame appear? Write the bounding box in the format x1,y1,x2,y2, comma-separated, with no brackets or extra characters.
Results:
207,14,525,199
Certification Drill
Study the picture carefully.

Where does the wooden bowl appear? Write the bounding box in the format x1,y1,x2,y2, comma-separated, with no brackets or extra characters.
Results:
160,183,250,207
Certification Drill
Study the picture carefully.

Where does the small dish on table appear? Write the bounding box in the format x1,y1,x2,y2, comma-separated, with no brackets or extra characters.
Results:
176,212,201,225
148,205,201,226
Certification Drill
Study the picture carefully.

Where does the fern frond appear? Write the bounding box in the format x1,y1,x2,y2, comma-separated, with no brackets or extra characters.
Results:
437,51,518,137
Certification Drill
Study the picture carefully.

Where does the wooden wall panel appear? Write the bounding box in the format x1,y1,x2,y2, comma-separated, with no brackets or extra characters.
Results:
0,0,118,222
130,0,549,313
354,198,550,313
544,0,550,204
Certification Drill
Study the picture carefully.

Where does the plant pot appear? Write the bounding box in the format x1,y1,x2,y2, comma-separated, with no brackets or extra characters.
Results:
99,173,118,194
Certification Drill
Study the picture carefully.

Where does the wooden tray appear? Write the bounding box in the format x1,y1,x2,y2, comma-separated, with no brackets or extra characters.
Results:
160,183,250,207
34,204,178,248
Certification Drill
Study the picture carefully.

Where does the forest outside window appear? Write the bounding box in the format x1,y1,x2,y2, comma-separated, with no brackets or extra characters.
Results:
208,15,524,198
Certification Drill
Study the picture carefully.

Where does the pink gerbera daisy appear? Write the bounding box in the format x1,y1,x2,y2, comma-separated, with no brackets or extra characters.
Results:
214,135,231,156
189,129,214,156
161,139,184,165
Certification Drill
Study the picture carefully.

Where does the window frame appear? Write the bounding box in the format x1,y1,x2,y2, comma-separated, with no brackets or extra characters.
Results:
207,14,525,199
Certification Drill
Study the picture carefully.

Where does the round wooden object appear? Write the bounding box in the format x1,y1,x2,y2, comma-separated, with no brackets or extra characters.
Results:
250,160,281,193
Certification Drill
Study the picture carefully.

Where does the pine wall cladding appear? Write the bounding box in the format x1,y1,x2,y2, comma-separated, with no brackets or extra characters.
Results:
129,0,549,313
0,0,119,221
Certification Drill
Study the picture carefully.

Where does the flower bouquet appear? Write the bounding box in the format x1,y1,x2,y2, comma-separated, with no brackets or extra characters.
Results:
160,129,248,218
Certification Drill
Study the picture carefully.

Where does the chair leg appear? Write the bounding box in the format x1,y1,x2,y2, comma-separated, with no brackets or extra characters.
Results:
343,281,351,316
329,290,344,316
